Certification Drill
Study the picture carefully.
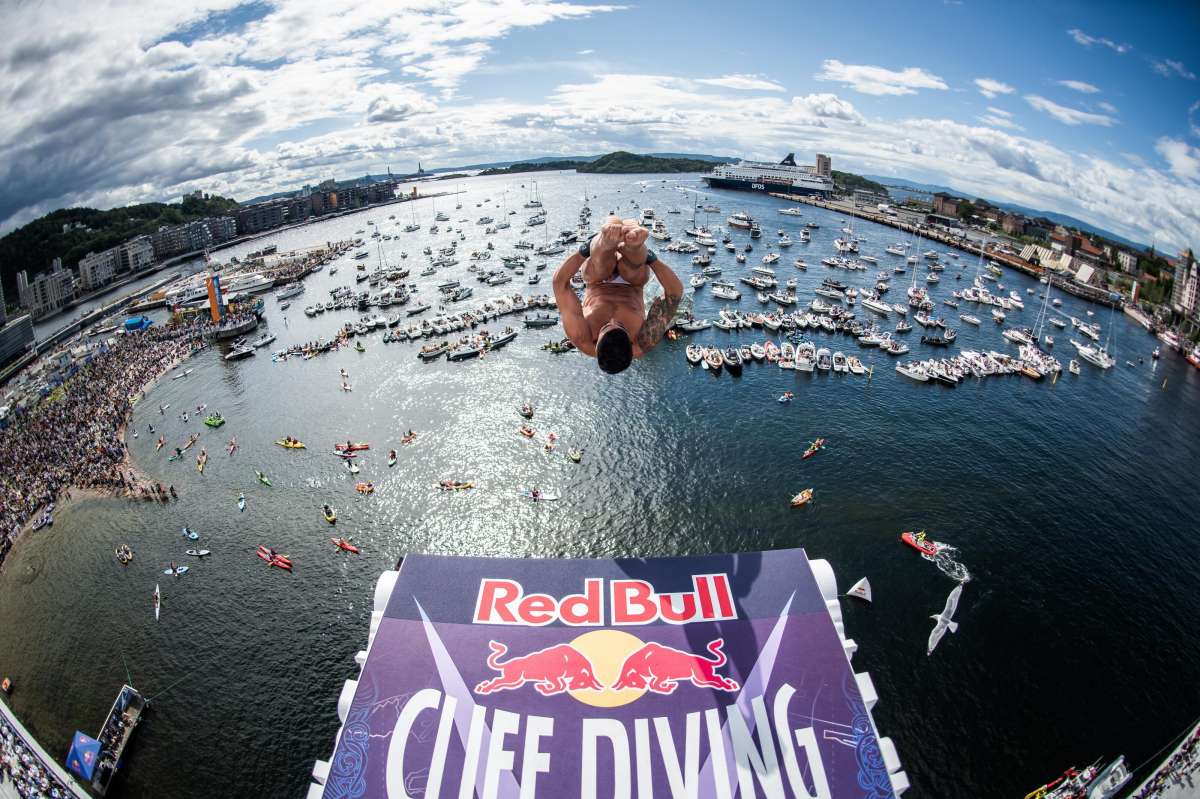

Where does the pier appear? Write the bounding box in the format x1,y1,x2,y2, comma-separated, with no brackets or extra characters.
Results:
0,697,89,799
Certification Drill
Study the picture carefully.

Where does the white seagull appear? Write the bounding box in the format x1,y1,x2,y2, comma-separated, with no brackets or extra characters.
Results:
927,585,963,656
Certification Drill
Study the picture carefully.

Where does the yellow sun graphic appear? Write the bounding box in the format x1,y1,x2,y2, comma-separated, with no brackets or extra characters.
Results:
567,629,647,708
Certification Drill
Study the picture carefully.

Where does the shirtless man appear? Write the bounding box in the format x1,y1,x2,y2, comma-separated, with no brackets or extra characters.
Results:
553,216,683,374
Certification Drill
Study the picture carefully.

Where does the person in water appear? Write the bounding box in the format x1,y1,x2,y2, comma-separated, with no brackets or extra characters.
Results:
553,216,683,374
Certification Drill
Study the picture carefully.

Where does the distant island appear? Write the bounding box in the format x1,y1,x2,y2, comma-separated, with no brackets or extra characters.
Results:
480,151,719,176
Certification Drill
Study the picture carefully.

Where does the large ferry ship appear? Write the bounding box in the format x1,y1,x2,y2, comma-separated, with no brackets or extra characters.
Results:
703,153,834,197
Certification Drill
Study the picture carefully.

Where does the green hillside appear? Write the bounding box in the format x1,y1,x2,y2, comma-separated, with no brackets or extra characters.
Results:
832,171,888,195
577,151,715,173
0,194,238,300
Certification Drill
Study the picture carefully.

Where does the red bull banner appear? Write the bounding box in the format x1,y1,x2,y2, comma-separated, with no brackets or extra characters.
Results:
323,549,897,798
206,274,223,323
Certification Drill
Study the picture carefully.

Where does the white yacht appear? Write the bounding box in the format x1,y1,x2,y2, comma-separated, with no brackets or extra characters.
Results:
778,207,804,216
861,297,891,316
726,212,753,229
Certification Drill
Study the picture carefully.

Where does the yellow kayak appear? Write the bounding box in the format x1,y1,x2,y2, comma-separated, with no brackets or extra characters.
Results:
275,440,306,449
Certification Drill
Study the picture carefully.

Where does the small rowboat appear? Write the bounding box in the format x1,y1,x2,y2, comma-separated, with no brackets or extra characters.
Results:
790,489,814,507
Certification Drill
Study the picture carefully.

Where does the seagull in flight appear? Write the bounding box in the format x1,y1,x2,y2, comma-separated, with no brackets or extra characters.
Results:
927,584,963,656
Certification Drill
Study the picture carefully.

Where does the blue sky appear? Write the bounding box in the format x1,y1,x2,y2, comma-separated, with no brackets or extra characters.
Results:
2,0,1199,251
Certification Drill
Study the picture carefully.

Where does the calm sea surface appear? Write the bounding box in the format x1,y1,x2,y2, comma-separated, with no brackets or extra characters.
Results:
1,172,1197,798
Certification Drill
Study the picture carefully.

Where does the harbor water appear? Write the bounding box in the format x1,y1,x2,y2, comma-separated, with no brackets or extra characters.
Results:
0,172,1197,798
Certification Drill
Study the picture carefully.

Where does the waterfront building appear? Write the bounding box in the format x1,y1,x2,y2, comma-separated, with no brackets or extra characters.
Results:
1171,249,1198,324
204,216,237,243
150,224,190,258
0,312,35,369
16,260,76,318
816,152,832,178
119,234,155,272
932,193,963,217
183,220,213,251
78,246,121,290
235,201,288,235
1001,213,1026,237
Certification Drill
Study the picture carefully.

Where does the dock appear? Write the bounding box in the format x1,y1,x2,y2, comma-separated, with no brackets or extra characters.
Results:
0,696,90,799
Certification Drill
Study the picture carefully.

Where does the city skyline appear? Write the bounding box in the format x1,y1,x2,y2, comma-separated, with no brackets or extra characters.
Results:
2,0,1199,251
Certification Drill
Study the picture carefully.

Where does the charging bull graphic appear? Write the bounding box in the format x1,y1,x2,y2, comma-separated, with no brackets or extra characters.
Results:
474,641,604,696
611,638,740,694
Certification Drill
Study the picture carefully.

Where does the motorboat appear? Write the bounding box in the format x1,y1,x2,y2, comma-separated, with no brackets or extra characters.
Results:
815,347,832,371
895,362,928,382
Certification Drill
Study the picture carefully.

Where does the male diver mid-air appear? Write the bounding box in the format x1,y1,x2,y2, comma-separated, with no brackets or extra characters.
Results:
553,215,684,374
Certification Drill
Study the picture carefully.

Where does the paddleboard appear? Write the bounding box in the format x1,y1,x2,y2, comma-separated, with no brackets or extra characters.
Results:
185,549,211,557
517,486,559,501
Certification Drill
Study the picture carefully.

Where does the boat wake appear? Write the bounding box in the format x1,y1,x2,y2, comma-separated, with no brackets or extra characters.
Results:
924,545,971,583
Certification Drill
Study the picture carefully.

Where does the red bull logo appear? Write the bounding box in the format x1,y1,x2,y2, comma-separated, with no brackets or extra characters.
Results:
474,640,603,696
472,574,736,626
611,638,739,694
474,635,738,702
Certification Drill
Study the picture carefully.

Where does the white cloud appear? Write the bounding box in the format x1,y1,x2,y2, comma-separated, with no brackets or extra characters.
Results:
792,93,864,125
1151,59,1197,80
1058,79,1100,93
986,107,1012,118
1025,95,1116,127
1156,138,1200,181
1190,101,1200,138
1067,28,1130,53
696,74,785,92
577,49,594,55
978,114,1022,131
816,59,947,96
974,78,1014,99
1098,101,1118,114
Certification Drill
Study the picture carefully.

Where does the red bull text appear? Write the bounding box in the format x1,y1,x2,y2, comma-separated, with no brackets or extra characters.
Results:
473,574,736,626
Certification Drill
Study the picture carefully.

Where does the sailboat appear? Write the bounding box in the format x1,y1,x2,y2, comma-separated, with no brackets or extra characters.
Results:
524,181,543,209
404,198,420,232
154,584,160,621
1075,303,1117,369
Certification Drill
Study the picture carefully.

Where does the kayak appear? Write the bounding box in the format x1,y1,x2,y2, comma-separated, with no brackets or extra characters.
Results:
900,531,943,557
519,426,535,438
182,434,200,451
154,584,160,622
257,546,293,571
115,545,133,565
167,453,182,462
182,527,199,540
802,437,826,460
346,461,360,474
163,566,190,576
567,450,582,463
334,452,358,459
518,486,559,501
185,549,211,557
355,342,365,352
790,488,814,507
334,443,371,451
355,482,375,494
275,440,306,449
778,392,794,403
519,404,534,419
257,471,272,487
400,433,417,445
387,455,397,467
156,437,166,451
324,508,337,524
438,481,473,491
196,453,207,473
238,493,246,512
331,537,360,554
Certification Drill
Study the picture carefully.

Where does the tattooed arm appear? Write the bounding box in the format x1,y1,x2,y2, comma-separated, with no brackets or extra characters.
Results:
634,259,684,356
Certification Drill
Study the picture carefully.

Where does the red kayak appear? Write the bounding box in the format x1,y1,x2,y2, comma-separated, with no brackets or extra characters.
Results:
802,438,826,460
333,452,358,459
257,546,293,570
331,537,360,554
900,531,942,557
334,443,371,452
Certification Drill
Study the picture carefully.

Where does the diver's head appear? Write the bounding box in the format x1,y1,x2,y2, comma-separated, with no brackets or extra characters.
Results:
596,322,633,375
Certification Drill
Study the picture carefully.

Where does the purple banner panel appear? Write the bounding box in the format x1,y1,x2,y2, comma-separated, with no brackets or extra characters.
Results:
325,548,894,799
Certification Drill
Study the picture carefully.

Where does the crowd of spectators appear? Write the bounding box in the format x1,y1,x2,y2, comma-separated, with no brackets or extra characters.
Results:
0,717,73,798
0,326,205,570
1133,725,1200,798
